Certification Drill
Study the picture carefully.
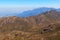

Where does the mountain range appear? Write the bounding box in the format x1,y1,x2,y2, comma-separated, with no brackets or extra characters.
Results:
0,7,60,17
16,7,55,17
0,10,60,40
16,7,60,17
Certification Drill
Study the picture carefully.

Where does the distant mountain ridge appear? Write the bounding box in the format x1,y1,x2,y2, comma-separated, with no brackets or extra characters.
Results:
0,7,60,18
17,7,56,17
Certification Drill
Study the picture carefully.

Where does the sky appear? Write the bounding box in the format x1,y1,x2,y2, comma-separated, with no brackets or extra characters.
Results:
0,0,60,15
0,0,60,8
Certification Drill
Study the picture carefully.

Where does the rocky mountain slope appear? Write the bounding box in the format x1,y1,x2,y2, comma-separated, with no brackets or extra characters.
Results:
0,10,60,40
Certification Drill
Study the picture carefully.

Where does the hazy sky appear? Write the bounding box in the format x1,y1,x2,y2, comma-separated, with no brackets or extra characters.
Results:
0,0,60,15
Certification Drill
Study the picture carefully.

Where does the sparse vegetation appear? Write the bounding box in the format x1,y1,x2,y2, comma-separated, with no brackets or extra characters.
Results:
0,10,60,40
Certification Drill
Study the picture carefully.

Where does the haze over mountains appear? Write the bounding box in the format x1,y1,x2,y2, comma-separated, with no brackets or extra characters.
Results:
0,7,60,17
17,7,56,17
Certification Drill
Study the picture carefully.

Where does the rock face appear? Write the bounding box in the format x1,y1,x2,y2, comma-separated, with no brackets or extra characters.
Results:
0,10,60,40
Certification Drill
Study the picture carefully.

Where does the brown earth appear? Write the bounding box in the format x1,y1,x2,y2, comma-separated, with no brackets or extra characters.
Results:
0,10,60,40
